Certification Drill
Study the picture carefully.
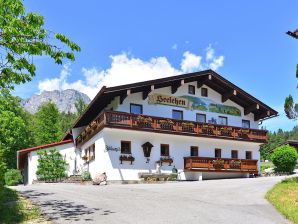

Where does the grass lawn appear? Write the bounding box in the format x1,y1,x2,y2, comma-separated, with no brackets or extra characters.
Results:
260,161,274,172
0,186,49,223
266,177,298,224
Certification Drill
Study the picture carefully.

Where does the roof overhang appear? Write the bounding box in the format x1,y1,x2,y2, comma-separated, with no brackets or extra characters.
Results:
17,140,73,170
72,69,278,129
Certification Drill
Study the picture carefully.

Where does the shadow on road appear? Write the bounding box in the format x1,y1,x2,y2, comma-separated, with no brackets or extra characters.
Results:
20,190,115,222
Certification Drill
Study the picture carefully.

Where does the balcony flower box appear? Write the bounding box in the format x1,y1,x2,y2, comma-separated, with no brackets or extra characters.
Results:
136,115,153,128
119,155,135,165
220,127,233,136
91,121,98,129
230,160,241,169
158,156,173,166
212,159,225,169
202,124,215,135
159,119,174,130
181,122,195,132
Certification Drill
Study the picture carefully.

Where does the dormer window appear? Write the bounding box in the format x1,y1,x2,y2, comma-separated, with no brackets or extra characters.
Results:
188,85,195,95
201,88,208,97
130,103,143,114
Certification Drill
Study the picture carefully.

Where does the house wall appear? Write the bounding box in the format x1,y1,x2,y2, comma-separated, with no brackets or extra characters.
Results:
27,143,76,184
105,82,258,129
80,128,261,181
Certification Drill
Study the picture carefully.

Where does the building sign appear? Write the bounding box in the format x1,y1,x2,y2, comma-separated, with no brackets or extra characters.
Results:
148,94,241,116
148,94,193,109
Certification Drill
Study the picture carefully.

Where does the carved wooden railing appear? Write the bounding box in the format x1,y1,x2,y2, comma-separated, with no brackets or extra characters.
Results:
184,157,258,173
75,111,268,147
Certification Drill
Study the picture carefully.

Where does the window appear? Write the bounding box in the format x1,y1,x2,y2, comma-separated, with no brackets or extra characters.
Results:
218,116,228,125
160,144,169,156
196,113,206,123
242,120,250,128
201,87,208,97
246,151,252,160
130,103,143,114
172,110,183,120
121,141,131,154
215,148,221,158
231,150,238,159
190,146,199,156
188,85,195,95
84,144,95,161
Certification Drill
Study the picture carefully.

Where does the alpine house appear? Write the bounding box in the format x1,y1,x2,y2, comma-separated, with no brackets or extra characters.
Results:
17,70,278,184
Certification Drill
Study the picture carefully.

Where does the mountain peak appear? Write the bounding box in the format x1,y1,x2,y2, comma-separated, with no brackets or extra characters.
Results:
22,89,91,114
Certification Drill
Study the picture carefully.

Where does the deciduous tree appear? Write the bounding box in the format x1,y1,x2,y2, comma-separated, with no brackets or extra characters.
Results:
0,0,80,89
34,102,63,145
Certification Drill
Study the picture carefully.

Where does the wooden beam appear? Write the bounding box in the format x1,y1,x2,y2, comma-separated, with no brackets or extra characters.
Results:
197,76,208,88
222,90,236,103
244,104,259,115
171,81,181,94
142,88,151,100
119,93,127,105
254,110,270,121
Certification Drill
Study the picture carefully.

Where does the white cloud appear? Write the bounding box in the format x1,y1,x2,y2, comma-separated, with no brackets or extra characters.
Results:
172,44,178,50
181,51,202,73
38,47,224,99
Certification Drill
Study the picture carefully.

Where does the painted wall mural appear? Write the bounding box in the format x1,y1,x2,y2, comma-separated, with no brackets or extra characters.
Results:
148,94,241,116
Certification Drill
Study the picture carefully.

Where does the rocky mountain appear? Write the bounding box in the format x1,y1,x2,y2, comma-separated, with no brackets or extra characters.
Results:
22,89,91,114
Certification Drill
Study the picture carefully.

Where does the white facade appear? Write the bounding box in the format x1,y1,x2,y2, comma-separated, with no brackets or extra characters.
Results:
26,143,76,184
21,75,272,184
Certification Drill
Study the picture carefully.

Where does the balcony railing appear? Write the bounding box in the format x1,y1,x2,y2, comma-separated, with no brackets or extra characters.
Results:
184,157,258,174
75,111,268,147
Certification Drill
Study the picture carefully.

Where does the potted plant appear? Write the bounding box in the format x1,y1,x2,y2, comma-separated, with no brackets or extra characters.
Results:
119,154,135,165
181,122,195,132
212,159,224,169
159,119,174,130
220,126,233,136
158,156,173,166
230,160,241,169
136,115,153,128
82,155,88,161
202,124,214,135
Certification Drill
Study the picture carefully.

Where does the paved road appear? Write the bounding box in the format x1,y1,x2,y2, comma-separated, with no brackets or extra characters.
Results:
14,177,290,224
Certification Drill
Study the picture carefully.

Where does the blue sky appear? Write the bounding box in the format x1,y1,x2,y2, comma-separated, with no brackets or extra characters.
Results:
15,0,298,131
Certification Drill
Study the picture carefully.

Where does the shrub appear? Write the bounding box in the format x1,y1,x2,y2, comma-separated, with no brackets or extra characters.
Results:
5,169,22,186
81,171,92,181
271,145,298,173
36,148,68,182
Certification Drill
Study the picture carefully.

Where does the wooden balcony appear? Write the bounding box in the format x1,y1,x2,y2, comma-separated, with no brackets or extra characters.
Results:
184,157,258,174
75,111,268,147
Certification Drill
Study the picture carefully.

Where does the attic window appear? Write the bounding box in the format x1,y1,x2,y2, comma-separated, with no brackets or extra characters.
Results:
201,88,208,97
188,85,195,95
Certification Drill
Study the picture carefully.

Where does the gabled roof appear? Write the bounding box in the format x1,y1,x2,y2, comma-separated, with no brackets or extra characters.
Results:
72,69,278,128
17,140,73,169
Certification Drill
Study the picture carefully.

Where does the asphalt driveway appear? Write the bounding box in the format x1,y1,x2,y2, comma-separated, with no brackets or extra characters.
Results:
13,176,289,224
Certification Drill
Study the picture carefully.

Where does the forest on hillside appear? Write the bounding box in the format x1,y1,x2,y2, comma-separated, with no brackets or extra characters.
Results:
260,126,298,160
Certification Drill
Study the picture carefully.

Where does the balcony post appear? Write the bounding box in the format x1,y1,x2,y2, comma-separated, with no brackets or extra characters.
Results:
190,158,193,170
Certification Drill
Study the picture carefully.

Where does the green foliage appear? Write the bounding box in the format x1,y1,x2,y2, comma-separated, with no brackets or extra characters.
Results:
34,102,63,145
260,162,274,172
0,0,80,89
75,98,88,116
266,177,298,224
0,90,33,168
4,169,22,186
60,112,77,134
271,145,298,173
0,145,7,186
81,171,92,181
36,148,68,182
284,95,298,119
260,126,298,160
0,187,42,223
